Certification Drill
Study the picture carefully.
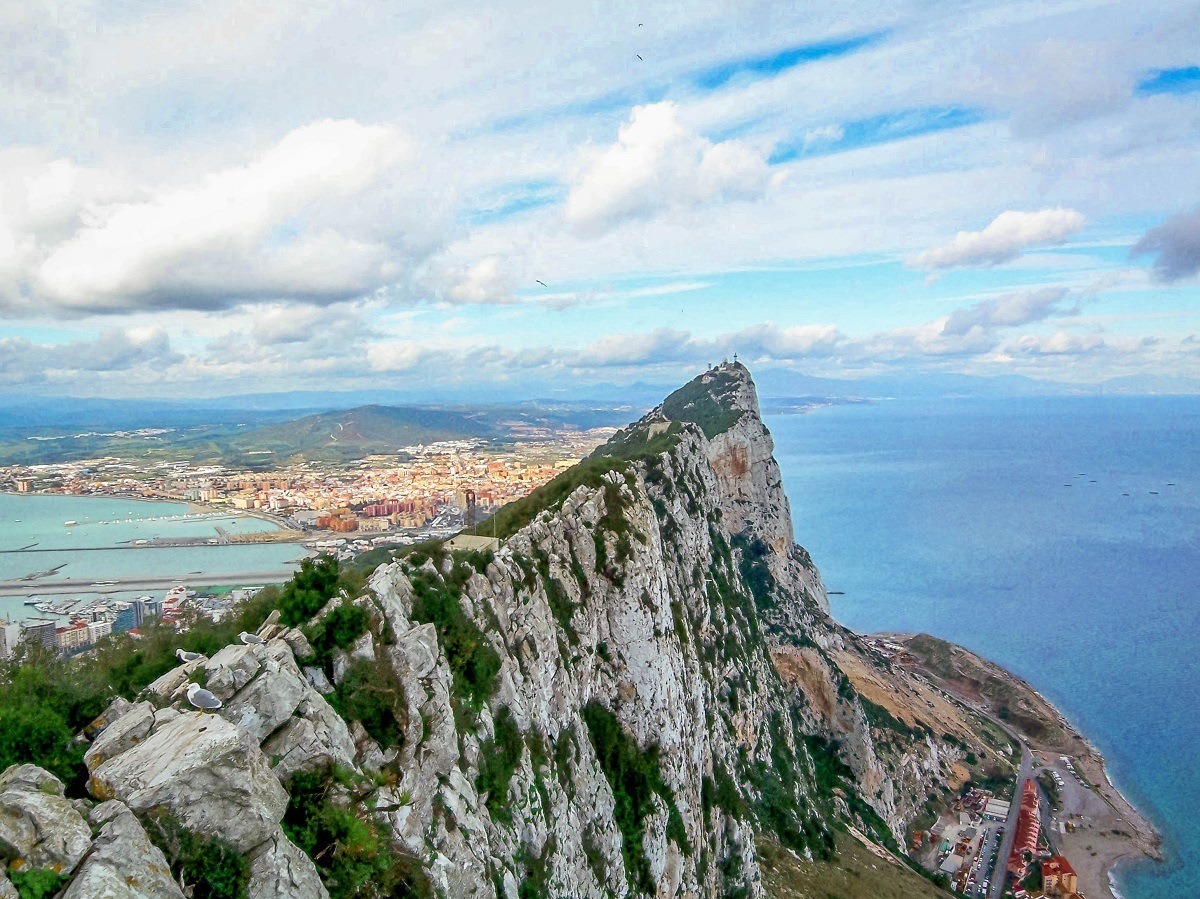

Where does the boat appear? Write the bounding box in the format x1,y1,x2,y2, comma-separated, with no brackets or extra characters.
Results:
64,520,78,527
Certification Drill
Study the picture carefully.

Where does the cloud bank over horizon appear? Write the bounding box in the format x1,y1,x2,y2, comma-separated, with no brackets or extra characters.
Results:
0,0,1198,397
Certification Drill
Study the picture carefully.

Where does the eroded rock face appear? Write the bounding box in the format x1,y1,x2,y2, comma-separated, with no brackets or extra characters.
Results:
261,693,357,780
0,765,91,876
84,701,155,769
88,713,287,853
48,363,978,899
61,800,184,899
220,644,308,742
247,832,330,899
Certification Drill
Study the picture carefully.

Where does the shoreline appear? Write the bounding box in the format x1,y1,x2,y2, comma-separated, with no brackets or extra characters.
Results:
885,632,1162,899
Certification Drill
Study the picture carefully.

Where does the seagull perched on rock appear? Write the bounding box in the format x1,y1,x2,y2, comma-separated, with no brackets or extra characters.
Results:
176,649,203,663
238,631,266,645
185,683,222,715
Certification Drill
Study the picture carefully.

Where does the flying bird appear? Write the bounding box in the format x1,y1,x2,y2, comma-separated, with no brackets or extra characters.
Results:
186,683,222,714
175,649,203,663
536,280,547,287
238,631,266,645
637,54,643,60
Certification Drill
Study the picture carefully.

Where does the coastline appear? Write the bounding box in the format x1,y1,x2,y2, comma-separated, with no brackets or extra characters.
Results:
887,633,1162,899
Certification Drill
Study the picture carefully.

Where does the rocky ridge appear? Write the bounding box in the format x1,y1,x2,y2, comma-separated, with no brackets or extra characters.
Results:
0,363,1011,897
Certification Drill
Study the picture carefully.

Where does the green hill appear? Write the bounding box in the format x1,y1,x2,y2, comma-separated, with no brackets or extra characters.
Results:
206,404,495,464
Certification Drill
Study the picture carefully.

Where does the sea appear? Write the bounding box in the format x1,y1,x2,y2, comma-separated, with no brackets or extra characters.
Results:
766,395,1200,899
0,493,306,623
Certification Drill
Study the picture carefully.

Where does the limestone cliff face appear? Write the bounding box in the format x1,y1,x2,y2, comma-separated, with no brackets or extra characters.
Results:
2,364,998,898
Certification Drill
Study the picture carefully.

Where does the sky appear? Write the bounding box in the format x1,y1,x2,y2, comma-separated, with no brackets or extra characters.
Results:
1,0,1199,398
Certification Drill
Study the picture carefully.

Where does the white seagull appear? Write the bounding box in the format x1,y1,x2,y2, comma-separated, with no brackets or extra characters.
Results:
185,683,222,715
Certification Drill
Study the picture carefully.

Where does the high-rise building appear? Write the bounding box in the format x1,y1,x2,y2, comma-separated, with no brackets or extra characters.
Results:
22,619,57,651
113,605,137,633
0,621,21,659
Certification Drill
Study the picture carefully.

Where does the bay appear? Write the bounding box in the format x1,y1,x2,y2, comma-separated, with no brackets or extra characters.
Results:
0,493,305,622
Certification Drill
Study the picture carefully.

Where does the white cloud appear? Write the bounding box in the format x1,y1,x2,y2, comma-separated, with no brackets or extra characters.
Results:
565,102,773,236
443,255,516,304
34,119,413,312
576,328,692,366
0,327,180,384
575,322,840,368
802,124,845,149
908,208,1086,269
942,287,1074,335
1005,332,1105,356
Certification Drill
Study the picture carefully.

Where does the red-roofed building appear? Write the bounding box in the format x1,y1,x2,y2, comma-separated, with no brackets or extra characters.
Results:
1041,855,1079,894
1007,780,1041,879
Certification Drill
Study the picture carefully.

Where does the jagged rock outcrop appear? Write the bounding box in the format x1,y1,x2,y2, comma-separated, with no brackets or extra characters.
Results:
11,363,1003,898
61,801,184,899
0,765,91,877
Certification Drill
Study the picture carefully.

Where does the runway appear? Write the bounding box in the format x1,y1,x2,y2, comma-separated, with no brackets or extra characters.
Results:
0,569,295,598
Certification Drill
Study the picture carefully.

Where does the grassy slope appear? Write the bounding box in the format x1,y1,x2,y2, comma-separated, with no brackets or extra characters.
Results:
760,834,953,899
903,633,1068,749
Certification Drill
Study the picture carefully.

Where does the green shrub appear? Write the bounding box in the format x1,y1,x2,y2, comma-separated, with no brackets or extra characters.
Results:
0,703,84,788
476,706,523,823
335,658,405,748
582,702,689,892
283,769,434,899
305,602,371,668
660,370,744,438
278,556,342,626
141,811,249,899
9,869,69,899
407,570,500,712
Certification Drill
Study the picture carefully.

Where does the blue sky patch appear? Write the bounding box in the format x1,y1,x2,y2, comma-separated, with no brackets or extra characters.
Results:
1136,66,1200,96
769,106,987,164
689,31,886,92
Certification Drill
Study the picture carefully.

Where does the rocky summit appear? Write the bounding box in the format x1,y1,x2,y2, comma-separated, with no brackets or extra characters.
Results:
0,363,1015,898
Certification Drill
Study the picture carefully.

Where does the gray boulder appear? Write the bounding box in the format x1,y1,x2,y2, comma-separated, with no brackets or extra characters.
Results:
144,657,206,703
247,831,330,899
221,651,307,743
204,643,264,701
88,713,287,853
303,666,334,695
262,693,356,780
85,697,134,739
61,800,184,899
84,701,154,769
0,764,91,875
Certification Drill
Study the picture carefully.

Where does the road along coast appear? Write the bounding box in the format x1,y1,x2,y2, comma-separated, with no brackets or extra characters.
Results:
889,633,1162,899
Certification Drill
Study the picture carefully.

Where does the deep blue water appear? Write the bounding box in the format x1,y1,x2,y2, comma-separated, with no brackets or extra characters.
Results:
766,396,1200,899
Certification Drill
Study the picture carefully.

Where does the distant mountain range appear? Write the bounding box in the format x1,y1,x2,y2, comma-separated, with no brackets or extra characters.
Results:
0,367,1195,467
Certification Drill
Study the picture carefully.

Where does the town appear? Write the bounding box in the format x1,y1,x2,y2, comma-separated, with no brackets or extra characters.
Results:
0,431,612,661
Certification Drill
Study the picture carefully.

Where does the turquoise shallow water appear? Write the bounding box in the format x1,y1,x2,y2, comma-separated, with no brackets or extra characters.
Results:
0,493,305,622
767,396,1200,899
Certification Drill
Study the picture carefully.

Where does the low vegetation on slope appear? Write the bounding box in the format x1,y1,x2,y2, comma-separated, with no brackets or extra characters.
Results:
759,832,954,899
0,556,357,792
